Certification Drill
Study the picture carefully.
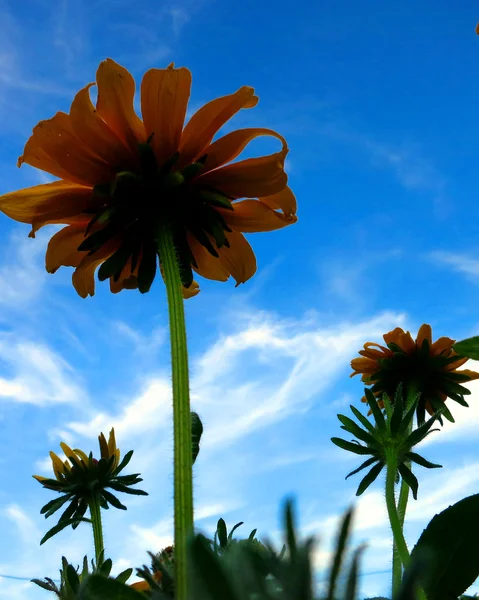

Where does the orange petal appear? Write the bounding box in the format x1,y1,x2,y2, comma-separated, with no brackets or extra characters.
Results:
49,451,65,480
416,324,432,349
141,65,192,167
430,336,455,356
45,224,90,273
350,357,379,374
72,241,119,298
218,199,297,232
196,148,288,199
0,180,95,236
130,581,150,591
259,186,297,217
202,127,286,173
70,83,136,169
217,231,256,286
455,368,479,381
96,58,146,153
358,348,387,360
188,233,229,282
19,112,115,187
109,254,140,294
178,86,258,167
182,279,200,298
107,428,116,455
445,356,469,371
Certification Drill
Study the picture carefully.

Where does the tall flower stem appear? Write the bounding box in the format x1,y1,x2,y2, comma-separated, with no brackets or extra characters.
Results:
157,225,194,600
89,495,105,567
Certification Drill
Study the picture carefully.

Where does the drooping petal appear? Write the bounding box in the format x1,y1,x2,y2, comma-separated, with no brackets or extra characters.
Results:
217,231,256,286
416,324,432,349
218,200,297,232
259,186,297,217
96,59,146,152
70,83,136,168
45,224,90,273
201,128,286,173
72,242,119,299
19,112,116,187
455,368,479,380
49,451,66,480
0,181,95,236
182,280,200,298
141,64,192,167
196,148,288,199
188,233,229,282
444,356,469,371
178,86,258,167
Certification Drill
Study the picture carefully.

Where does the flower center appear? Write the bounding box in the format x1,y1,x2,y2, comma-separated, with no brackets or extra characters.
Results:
79,141,234,293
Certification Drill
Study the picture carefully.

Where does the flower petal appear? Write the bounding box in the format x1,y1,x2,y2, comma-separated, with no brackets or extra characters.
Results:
202,127,286,173
188,233,229,282
445,356,469,371
70,83,136,168
218,199,297,232
0,180,95,236
110,255,140,294
130,581,150,592
416,324,432,349
50,451,65,480
96,58,146,152
72,242,118,298
455,368,479,381
19,112,115,187
141,64,192,167
217,231,256,286
259,186,297,217
182,280,200,298
107,428,116,456
178,86,258,167
45,224,90,273
197,148,288,199
350,357,380,374
430,336,455,356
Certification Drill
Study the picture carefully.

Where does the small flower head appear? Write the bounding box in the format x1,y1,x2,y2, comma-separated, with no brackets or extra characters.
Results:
0,59,297,299
34,429,147,542
332,387,442,498
350,324,479,423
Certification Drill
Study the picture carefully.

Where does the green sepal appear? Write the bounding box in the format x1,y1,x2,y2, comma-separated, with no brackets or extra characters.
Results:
77,224,116,254
182,161,205,180
356,462,383,496
405,452,442,470
99,558,113,577
40,494,72,518
390,384,405,435
97,242,133,283
137,244,158,294
189,224,219,257
66,564,80,594
338,414,377,446
331,437,373,455
365,388,386,429
345,457,378,480
216,518,228,549
138,143,158,178
113,450,134,475
199,189,234,210
107,482,148,495
406,414,441,447
59,498,79,524
350,405,376,434
101,489,127,510
115,568,133,584
191,411,204,465
398,463,419,500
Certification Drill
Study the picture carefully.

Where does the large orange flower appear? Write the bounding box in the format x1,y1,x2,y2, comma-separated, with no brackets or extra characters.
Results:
0,59,297,298
350,324,479,423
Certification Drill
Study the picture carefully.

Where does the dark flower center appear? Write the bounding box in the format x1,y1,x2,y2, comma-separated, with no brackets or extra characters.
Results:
79,140,234,293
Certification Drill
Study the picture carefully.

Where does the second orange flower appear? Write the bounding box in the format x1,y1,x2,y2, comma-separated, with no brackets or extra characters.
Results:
0,59,297,298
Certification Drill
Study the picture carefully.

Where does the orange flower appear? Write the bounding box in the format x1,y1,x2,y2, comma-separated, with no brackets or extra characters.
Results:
0,59,297,298
130,570,162,592
350,324,479,423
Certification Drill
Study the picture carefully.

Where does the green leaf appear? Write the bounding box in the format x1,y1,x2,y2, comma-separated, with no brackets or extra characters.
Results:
331,437,373,455
452,336,479,360
326,508,353,600
40,517,91,545
78,574,146,600
338,414,378,446
345,457,378,480
410,493,479,600
227,521,244,543
356,462,384,496
398,463,419,500
284,498,298,560
99,558,112,577
115,568,133,585
102,489,127,510
216,518,228,549
66,564,80,593
344,546,364,600
365,388,386,429
248,528,257,542
405,452,442,470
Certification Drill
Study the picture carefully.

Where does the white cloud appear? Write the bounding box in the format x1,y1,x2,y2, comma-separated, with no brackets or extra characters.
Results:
2,505,41,546
429,251,479,280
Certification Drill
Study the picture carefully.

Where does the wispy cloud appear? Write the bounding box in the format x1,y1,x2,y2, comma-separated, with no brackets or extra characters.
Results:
429,250,479,280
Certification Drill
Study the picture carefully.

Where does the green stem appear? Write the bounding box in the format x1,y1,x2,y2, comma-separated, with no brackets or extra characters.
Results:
385,453,410,597
89,495,104,567
157,225,193,600
393,429,412,593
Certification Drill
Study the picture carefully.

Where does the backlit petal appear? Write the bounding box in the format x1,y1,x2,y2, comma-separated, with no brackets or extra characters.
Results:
182,280,200,298
197,148,288,199
50,451,65,480
350,357,379,374
455,368,479,380
45,224,90,273
96,59,146,152
202,128,286,173
219,200,297,232
217,231,256,285
19,112,115,187
259,186,297,217
141,65,192,167
107,429,116,456
0,180,95,236
416,324,432,349
188,233,229,281
178,86,258,167
72,242,118,298
70,83,136,168
430,336,455,356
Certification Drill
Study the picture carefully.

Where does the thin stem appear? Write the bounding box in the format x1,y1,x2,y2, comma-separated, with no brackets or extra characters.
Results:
89,495,105,567
157,225,193,600
393,426,412,593
385,453,410,597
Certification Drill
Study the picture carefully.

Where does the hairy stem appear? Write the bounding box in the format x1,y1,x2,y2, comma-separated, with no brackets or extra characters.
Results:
89,496,104,567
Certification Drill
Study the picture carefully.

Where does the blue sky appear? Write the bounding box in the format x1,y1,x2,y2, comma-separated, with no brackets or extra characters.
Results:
1,0,479,598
